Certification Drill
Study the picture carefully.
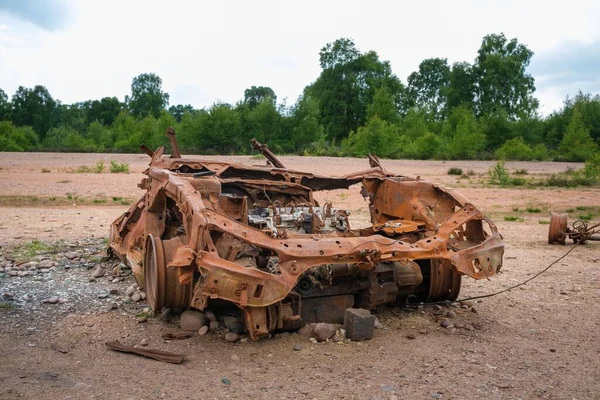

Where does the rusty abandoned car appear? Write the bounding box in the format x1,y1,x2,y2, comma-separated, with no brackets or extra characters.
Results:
108,129,505,340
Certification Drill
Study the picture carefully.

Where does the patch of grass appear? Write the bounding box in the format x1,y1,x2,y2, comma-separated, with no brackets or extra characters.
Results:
466,169,475,176
538,220,550,224
30,196,39,202
41,168,51,173
514,169,528,175
566,208,575,213
49,196,56,201
120,200,131,205
0,302,17,311
93,199,107,204
76,165,92,173
109,160,129,173
447,167,463,175
526,206,541,213
251,153,265,160
66,192,73,200
504,216,524,222
94,160,105,173
578,213,594,221
111,196,123,202
575,206,587,211
12,240,60,262
339,192,347,200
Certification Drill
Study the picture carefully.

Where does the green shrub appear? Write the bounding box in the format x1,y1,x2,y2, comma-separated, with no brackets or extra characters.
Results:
109,161,129,173
489,161,512,185
504,216,524,222
578,213,594,221
514,169,528,175
448,167,463,175
538,220,550,224
94,161,105,173
526,206,541,213
495,137,533,160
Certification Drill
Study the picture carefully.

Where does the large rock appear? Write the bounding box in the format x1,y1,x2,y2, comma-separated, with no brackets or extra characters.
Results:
312,323,336,342
180,310,207,331
343,308,375,341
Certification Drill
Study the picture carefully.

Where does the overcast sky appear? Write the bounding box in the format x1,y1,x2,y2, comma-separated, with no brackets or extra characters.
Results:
1,0,599,115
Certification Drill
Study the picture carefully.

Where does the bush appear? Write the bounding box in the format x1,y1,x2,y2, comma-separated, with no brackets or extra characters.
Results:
489,160,512,185
109,161,129,173
448,167,463,175
94,161,105,173
495,137,533,160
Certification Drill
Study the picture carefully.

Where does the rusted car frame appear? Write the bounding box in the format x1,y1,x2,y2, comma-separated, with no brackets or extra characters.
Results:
109,131,504,340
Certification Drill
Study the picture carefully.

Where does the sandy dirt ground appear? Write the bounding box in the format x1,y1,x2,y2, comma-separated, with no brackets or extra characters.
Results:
0,152,599,399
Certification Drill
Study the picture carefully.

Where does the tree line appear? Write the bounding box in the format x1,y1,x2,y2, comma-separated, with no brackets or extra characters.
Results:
1,33,599,162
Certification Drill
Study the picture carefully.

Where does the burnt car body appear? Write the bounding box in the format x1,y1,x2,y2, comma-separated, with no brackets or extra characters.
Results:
109,131,504,340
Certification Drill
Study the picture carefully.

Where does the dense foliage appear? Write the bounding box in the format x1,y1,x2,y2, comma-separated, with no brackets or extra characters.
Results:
1,33,599,162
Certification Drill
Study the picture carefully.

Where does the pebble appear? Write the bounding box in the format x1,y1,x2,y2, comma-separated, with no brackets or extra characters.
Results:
224,332,239,342
293,344,303,351
98,292,108,299
91,266,105,278
223,316,246,334
8,270,18,276
472,323,482,330
198,326,209,336
210,321,220,330
65,252,78,260
297,324,313,338
446,310,456,318
231,355,240,361
204,310,217,322
180,310,207,331
17,271,29,277
46,296,59,304
161,308,173,322
309,337,318,344
440,319,451,328
339,328,346,340
109,289,119,295
107,302,119,311
312,323,336,342
419,329,428,334
374,318,383,329
454,322,465,329
140,291,146,300
131,293,142,302
471,306,478,314
140,338,149,346
126,285,136,296
406,333,416,339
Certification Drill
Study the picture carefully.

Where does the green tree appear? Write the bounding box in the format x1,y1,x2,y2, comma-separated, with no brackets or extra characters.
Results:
169,104,195,123
444,107,486,159
126,73,169,118
406,58,450,119
11,85,58,138
367,87,399,123
447,62,475,111
0,88,10,120
244,86,276,110
308,38,405,143
495,137,533,160
290,95,323,150
200,103,241,153
344,116,399,157
88,97,122,125
473,33,538,119
558,108,599,161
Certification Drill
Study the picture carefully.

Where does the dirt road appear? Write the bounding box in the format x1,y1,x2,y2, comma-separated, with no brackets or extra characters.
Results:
0,153,598,399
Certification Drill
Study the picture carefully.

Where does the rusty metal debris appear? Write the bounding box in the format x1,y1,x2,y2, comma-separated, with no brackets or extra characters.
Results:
109,128,505,340
105,341,185,363
548,212,600,244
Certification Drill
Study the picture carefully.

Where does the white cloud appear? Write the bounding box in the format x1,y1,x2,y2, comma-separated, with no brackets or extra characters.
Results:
1,0,599,114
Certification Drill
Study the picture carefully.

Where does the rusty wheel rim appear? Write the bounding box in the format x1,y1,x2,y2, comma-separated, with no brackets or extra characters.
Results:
548,213,567,244
427,259,462,302
144,234,166,314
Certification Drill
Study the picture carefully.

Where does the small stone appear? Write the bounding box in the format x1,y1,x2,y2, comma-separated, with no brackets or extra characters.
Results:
297,324,313,338
440,319,451,328
313,323,337,342
231,354,240,361
374,317,383,329
140,291,146,300
140,338,149,346
204,309,217,322
131,293,142,302
339,328,346,340
180,310,207,331
446,310,456,318
107,303,118,311
65,252,78,260
210,321,220,330
332,335,341,342
434,304,443,310
91,266,105,278
125,285,136,296
454,322,465,329
550,348,556,353
88,278,96,282
224,332,239,342
405,333,416,339
239,337,248,343
223,316,246,334
293,343,303,351
198,325,209,336
109,289,119,295
97,292,108,299
17,271,28,277
460,300,474,307
160,308,173,322
7,270,18,276
471,306,478,314
472,323,482,330
46,296,59,304
309,337,318,344
73,382,89,390
419,329,428,334
465,324,475,331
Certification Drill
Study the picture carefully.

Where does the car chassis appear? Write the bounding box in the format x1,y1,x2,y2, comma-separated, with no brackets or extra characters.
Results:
109,129,504,340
